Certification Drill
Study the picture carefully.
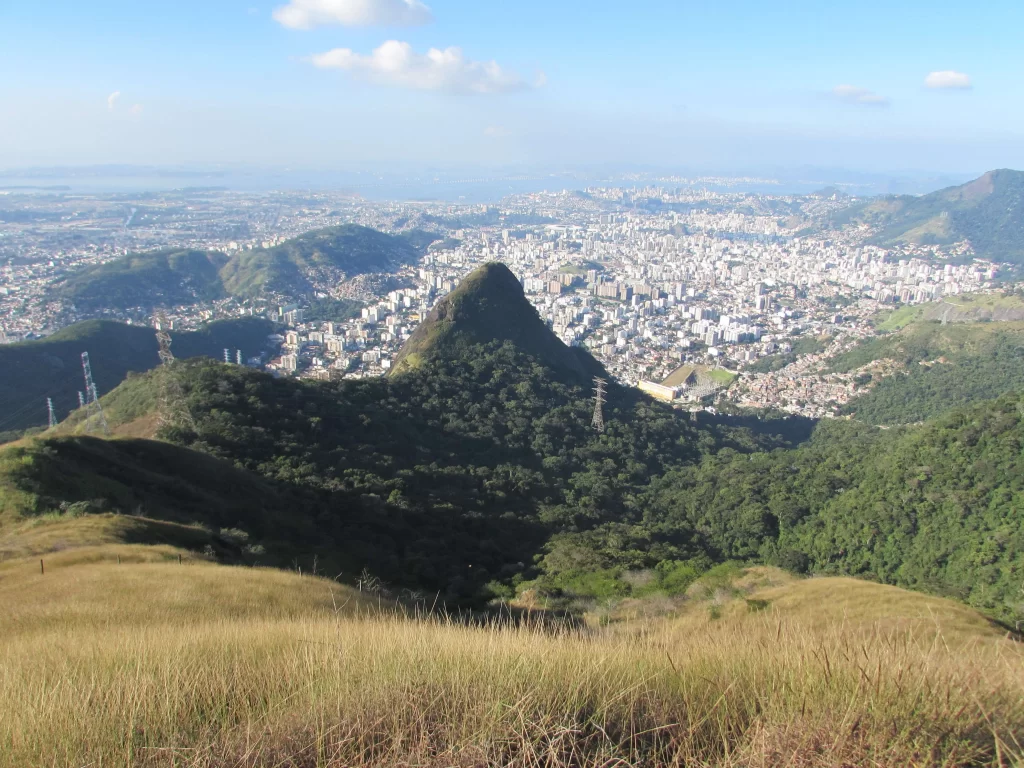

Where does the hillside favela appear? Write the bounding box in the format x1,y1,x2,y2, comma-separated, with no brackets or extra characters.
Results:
2,1,1024,766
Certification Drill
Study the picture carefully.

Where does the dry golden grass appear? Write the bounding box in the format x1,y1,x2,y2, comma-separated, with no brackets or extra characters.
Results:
0,547,373,634
0,554,1021,767
747,573,1009,644
0,513,211,562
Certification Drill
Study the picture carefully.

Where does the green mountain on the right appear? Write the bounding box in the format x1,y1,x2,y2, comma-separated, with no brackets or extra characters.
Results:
826,169,1024,263
830,293,1024,425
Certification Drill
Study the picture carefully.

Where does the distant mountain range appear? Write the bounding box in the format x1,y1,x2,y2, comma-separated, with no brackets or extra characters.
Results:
826,169,1024,264
0,317,274,434
54,224,432,312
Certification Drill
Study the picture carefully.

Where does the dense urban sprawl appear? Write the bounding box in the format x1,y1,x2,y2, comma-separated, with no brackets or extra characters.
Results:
0,184,1000,418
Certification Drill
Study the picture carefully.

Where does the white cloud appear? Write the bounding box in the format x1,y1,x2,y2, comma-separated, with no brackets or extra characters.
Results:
484,125,511,138
107,91,121,110
310,41,541,94
831,85,889,107
129,104,144,116
925,71,972,90
273,0,431,28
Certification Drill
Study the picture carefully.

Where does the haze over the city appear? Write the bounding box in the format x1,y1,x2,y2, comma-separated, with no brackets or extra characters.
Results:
3,0,1023,175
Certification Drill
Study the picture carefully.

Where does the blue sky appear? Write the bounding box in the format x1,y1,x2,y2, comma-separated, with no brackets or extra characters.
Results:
2,0,1022,174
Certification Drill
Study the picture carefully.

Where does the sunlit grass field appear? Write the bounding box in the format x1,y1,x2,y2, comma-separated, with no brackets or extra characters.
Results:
1,549,1021,767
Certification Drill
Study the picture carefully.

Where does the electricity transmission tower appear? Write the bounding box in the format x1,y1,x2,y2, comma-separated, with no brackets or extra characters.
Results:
47,398,57,430
592,377,607,433
156,313,175,365
154,312,196,431
80,352,109,435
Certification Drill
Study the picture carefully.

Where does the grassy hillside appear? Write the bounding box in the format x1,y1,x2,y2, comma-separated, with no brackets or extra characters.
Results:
0,555,1019,767
391,262,605,382
0,317,273,433
0,433,370,574
0,513,220,562
0,552,373,630
55,224,426,309
827,169,1024,263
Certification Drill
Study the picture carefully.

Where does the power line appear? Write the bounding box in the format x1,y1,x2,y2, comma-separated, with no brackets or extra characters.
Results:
0,366,99,414
0,378,85,434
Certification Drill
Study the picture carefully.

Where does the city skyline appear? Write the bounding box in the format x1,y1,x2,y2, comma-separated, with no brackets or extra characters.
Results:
3,0,1023,174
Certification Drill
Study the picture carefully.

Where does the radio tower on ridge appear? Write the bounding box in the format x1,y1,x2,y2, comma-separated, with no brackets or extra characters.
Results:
47,398,57,430
80,352,109,435
591,377,607,433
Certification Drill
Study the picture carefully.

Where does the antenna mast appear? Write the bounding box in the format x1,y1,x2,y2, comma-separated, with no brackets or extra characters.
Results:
47,398,57,430
592,377,607,433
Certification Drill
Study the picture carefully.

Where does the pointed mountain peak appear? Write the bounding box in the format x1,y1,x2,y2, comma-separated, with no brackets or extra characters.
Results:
390,262,605,381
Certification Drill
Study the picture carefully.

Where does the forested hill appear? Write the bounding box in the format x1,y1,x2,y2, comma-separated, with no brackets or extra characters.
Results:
55,249,228,310
3,349,1023,621
391,262,605,382
826,169,1024,264
0,317,274,435
643,394,1024,621
54,224,431,311
0,348,783,601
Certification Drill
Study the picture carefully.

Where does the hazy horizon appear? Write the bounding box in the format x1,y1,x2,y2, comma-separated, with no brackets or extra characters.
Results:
0,162,984,202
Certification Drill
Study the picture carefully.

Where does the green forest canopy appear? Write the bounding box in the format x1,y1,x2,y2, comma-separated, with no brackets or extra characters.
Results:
3,340,1022,624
